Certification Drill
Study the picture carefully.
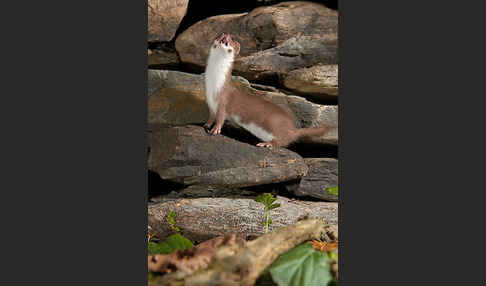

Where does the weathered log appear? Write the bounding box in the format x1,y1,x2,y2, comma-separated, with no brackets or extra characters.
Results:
149,219,328,286
148,196,338,243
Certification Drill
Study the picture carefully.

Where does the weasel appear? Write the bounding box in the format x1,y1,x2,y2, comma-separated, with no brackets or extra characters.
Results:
204,33,329,148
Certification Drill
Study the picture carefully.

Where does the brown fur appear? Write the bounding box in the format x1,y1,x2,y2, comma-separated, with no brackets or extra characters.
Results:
204,33,328,148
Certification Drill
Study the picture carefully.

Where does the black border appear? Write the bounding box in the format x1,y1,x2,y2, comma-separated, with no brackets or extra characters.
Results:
3,1,148,284
3,0,478,285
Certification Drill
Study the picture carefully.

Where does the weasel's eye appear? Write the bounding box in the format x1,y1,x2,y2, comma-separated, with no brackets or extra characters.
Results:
227,49,232,53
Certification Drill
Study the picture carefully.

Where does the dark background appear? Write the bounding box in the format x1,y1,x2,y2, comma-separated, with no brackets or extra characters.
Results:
1,0,484,285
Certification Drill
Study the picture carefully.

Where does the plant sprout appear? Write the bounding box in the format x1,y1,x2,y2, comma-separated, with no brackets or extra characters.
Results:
254,193,281,233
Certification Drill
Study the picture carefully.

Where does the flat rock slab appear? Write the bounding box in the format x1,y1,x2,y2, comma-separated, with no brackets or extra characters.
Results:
290,158,338,201
148,124,308,188
149,185,261,204
148,70,338,145
148,0,189,42
148,196,338,242
148,49,180,68
148,70,248,125
234,35,337,81
175,1,337,80
282,64,338,101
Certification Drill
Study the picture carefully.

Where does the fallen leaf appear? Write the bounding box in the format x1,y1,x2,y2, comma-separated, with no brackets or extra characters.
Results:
269,243,332,286
310,239,338,253
148,233,245,275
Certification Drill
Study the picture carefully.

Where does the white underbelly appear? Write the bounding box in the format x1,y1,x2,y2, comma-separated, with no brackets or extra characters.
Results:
231,115,274,142
206,94,219,115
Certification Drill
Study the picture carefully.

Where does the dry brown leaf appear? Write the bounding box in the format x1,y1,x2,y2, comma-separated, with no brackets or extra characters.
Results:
148,226,158,243
309,239,338,253
148,233,245,275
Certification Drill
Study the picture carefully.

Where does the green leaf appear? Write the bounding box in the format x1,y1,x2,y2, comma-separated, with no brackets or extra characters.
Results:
328,250,338,261
269,203,281,210
254,193,277,208
148,241,172,254
148,233,194,254
328,280,338,286
268,218,273,225
167,211,180,232
326,186,338,197
269,243,333,286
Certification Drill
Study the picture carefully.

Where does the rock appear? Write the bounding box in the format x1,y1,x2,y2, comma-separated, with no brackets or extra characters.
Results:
175,1,338,80
290,158,338,201
148,124,308,188
148,49,180,68
282,64,338,101
148,70,248,125
234,35,338,81
148,0,189,42
148,196,338,242
148,70,338,145
148,70,206,125
149,185,261,204
281,94,338,146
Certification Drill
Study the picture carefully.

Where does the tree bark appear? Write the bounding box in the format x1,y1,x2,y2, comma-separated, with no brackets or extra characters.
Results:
148,196,337,243
149,219,328,286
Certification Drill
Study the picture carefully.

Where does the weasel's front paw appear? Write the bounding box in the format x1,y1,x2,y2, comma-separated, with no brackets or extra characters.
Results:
209,125,221,135
203,122,213,131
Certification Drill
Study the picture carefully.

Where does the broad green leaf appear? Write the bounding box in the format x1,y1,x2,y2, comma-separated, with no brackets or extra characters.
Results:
148,233,193,254
268,218,273,224
148,241,172,254
326,186,338,197
269,243,333,286
165,233,193,250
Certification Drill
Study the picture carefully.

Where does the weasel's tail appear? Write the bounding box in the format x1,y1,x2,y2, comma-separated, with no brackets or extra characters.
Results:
296,125,329,140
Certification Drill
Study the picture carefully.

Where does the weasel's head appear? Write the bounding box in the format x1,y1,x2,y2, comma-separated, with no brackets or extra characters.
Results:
210,33,241,59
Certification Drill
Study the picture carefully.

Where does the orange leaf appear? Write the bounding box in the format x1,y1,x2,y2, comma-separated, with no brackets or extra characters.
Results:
309,240,338,253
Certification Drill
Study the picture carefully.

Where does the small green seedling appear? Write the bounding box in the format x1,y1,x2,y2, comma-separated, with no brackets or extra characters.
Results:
254,193,281,233
167,210,180,232
148,210,194,255
326,186,338,197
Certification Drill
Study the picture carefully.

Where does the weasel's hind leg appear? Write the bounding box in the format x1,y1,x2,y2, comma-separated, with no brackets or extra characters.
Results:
257,139,285,149
256,142,275,148
256,132,295,148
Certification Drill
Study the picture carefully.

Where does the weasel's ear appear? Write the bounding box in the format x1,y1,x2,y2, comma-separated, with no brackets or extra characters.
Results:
234,41,240,56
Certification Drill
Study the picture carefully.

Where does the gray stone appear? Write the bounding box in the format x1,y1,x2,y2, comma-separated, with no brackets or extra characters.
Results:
148,124,309,188
290,158,338,201
175,1,337,80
